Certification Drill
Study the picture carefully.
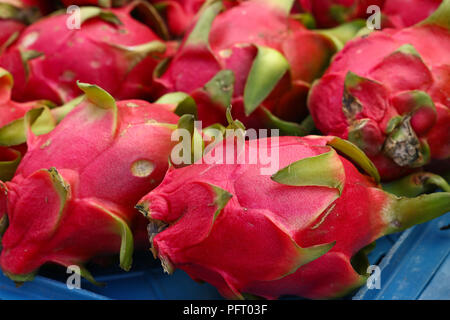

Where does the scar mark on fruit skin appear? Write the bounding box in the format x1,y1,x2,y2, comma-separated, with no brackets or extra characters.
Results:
61,71,75,81
131,160,154,178
22,31,39,48
126,102,139,108
40,139,52,149
90,61,101,69
311,203,336,230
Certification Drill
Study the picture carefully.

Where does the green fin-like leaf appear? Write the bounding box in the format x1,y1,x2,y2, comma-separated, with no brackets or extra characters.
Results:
286,241,336,277
153,57,171,79
271,149,345,194
0,118,26,147
395,44,421,57
0,148,21,181
0,67,13,90
258,0,295,16
0,31,20,54
261,108,315,136
291,13,316,29
177,113,195,133
126,0,170,40
327,137,381,183
225,107,246,131
0,106,56,147
30,107,56,136
20,50,43,62
51,95,85,124
192,123,204,163
244,46,289,116
108,40,166,72
409,90,435,111
186,0,223,46
0,214,8,243
418,0,450,29
46,168,71,230
77,82,116,110
0,3,21,20
77,82,118,135
3,270,37,284
79,6,122,25
99,0,112,7
382,172,450,198
393,90,435,116
318,19,366,50
386,116,403,134
203,70,235,109
78,265,105,287
20,50,44,79
384,192,450,235
208,183,232,221
176,114,204,164
156,92,198,119
203,123,226,147
88,202,134,272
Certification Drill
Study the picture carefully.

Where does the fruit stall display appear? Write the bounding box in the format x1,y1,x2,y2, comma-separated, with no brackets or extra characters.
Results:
0,0,449,300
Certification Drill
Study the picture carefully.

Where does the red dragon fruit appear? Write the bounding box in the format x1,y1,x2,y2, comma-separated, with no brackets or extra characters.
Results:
0,82,182,282
154,0,339,130
0,1,169,105
136,135,450,299
308,1,450,181
0,0,51,48
298,0,442,28
0,67,59,181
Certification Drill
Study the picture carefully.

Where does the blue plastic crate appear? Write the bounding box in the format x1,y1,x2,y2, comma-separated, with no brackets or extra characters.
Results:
0,214,448,300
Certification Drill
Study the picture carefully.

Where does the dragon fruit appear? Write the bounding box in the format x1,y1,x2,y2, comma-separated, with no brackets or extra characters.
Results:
155,0,338,130
0,67,58,181
0,0,50,48
308,1,450,181
298,0,442,28
137,135,450,299
0,1,168,105
0,82,182,282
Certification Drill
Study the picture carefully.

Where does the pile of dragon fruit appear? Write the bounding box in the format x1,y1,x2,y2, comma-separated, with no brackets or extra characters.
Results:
0,0,449,300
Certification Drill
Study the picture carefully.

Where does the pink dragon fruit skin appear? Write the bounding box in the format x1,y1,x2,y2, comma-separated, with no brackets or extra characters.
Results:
382,0,443,28
136,135,450,299
0,1,167,105
155,0,337,129
298,0,442,28
0,83,180,281
0,20,25,49
308,1,450,181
